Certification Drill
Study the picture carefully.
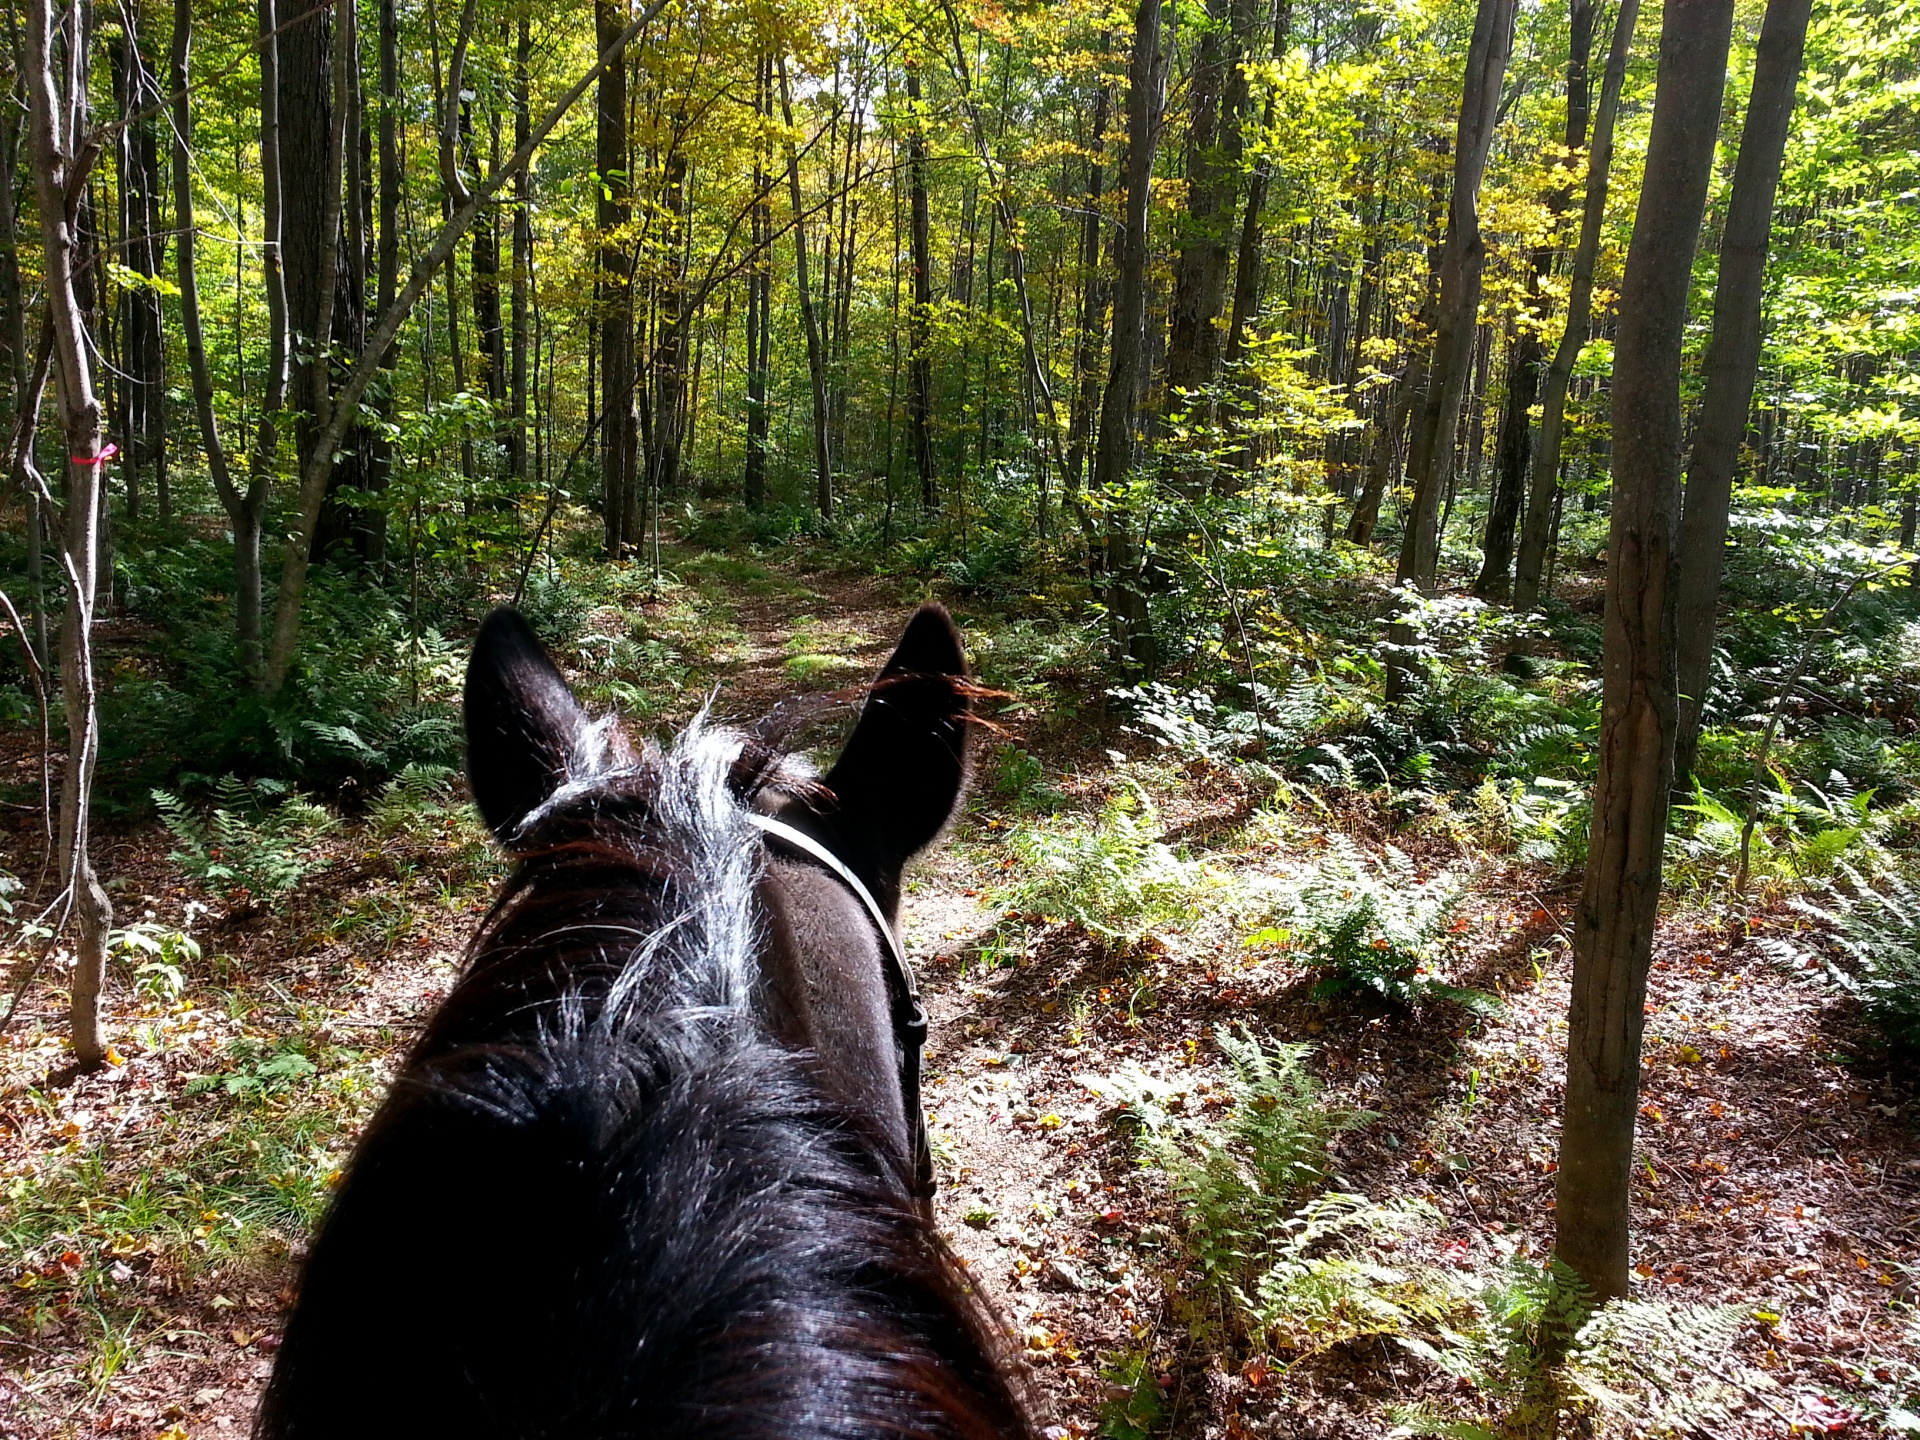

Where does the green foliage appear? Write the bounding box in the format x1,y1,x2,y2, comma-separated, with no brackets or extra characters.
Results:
153,777,337,907
107,921,203,1006
1259,840,1494,1010
1000,782,1223,943
1790,866,1920,1048
1095,1350,1166,1440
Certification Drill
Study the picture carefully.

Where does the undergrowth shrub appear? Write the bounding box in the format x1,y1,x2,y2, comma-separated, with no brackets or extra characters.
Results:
1253,841,1494,1011
1001,782,1223,944
153,778,337,908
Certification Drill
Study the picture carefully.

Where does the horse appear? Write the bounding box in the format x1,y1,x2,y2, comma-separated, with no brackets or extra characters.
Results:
256,603,1035,1440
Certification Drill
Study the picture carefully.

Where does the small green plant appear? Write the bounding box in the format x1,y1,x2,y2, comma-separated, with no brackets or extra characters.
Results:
186,1037,323,1099
1790,865,1920,1048
367,761,458,838
1096,1349,1166,1440
154,777,337,907
1001,782,1223,944
108,919,202,1005
1268,840,1494,1010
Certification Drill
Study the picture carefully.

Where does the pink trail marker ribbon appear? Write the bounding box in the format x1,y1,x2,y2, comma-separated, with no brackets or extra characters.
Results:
69,442,120,465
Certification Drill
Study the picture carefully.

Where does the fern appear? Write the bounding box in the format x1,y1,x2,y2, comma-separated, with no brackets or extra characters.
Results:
154,778,337,908
1791,865,1920,1047
1001,782,1226,944
1264,839,1496,1011
368,762,458,839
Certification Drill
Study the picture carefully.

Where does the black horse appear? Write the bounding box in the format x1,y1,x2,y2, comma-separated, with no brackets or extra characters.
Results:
257,604,1033,1440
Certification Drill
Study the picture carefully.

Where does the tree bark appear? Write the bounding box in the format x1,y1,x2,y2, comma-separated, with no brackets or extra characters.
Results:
1093,0,1164,672
1514,0,1641,609
1554,0,1735,1303
1671,0,1813,780
25,0,114,1069
1396,0,1517,589
1475,0,1592,600
779,57,833,519
905,64,936,514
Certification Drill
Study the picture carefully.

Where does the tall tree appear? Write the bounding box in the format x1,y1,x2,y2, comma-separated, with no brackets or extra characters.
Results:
1396,0,1517,589
510,18,532,483
172,0,270,681
780,56,833,519
1164,0,1253,442
904,62,936,513
1513,0,1640,609
1672,0,1816,779
1475,0,1592,599
112,13,167,521
1092,0,1164,671
598,0,637,555
1554,0,1736,1302
744,56,771,511
25,0,114,1067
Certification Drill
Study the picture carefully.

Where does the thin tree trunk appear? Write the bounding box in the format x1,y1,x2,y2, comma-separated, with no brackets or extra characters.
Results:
598,0,635,554
1514,0,1641,609
745,58,770,510
906,64,936,513
113,17,168,521
172,0,269,680
1396,0,1517,589
25,0,113,1069
1093,0,1164,672
1476,0,1592,599
510,17,531,483
1064,76,1109,518
1554,0,1735,1303
779,57,833,519
1474,0,1597,599
246,0,291,685
1671,0,1813,780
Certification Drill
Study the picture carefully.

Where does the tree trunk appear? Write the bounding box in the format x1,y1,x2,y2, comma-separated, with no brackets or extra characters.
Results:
779,58,833,519
1671,0,1813,780
510,17,532,483
905,65,937,514
1164,0,1251,433
1064,77,1109,515
172,0,270,680
598,0,635,555
246,0,292,685
1475,0,1593,599
261,1,672,693
113,18,168,522
1396,0,1517,589
1514,0,1641,609
1554,0,1735,1303
1093,0,1164,672
745,58,771,511
25,0,114,1069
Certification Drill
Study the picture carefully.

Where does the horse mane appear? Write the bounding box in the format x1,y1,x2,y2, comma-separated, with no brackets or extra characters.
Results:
257,718,1035,1440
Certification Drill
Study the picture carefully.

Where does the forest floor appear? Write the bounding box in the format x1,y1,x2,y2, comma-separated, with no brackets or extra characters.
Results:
1,546,1917,1438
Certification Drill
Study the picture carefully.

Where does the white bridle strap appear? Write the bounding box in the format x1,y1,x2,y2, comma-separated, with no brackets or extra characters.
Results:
746,812,933,1203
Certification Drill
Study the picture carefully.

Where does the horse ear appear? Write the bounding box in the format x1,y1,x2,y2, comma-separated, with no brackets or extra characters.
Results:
464,607,594,842
822,603,971,874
